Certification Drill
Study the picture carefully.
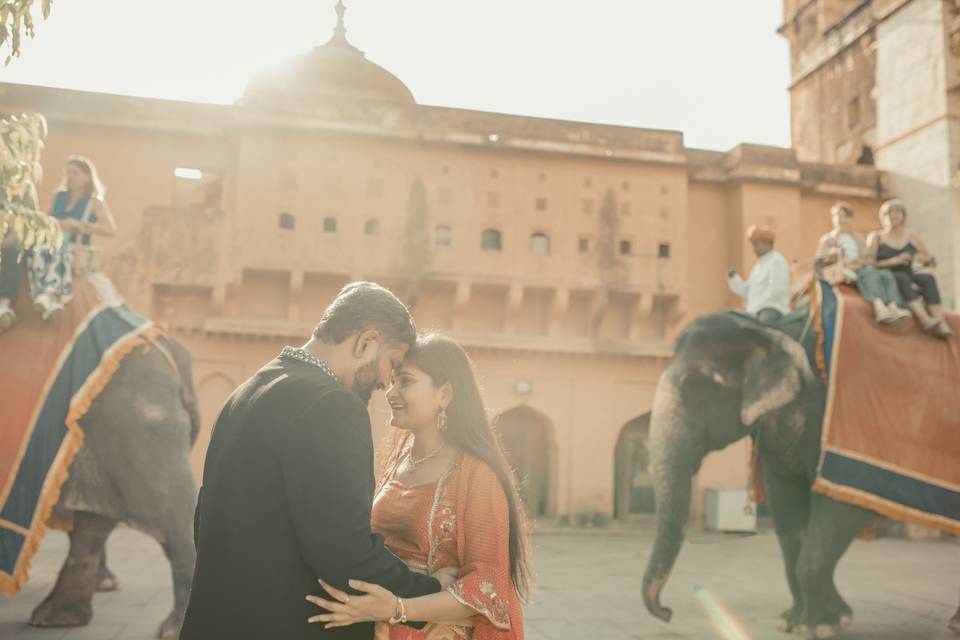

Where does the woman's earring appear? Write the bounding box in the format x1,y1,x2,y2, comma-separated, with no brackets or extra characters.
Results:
436,407,448,434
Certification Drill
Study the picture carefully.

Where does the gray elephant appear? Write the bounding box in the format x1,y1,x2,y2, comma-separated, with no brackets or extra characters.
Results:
640,311,960,638
29,336,200,640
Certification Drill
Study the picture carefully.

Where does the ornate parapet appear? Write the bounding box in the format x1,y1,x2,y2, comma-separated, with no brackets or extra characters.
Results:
688,143,887,198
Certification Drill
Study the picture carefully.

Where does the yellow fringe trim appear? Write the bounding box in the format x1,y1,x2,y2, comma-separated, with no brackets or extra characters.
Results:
0,324,166,596
813,479,960,537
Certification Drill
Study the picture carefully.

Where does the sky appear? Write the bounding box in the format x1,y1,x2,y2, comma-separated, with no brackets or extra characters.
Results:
2,0,792,152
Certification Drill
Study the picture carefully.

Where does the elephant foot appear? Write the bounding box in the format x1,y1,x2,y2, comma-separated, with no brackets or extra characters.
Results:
948,612,960,635
779,605,804,633
791,605,852,639
155,610,184,640
29,597,92,628
96,564,119,592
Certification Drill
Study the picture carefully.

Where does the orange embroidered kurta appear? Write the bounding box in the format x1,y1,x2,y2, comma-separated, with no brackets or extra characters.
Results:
371,454,523,640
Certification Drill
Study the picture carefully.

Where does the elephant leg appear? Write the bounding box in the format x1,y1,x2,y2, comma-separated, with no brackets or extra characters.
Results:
96,546,119,592
154,523,196,640
30,511,117,628
762,468,810,632
949,589,960,634
794,494,872,639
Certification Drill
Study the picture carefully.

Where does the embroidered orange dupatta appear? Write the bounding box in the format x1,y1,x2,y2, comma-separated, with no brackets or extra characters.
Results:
371,454,523,640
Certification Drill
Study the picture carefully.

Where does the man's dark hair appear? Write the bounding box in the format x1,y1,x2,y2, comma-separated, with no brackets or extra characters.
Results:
312,282,415,346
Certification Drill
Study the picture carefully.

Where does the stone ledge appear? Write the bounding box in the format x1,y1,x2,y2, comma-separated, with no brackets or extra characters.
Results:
196,316,673,360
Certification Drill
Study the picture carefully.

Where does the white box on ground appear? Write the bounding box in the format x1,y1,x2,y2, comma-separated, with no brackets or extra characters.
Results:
705,487,757,532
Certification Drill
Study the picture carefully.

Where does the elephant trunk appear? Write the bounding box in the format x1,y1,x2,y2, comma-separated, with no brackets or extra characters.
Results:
642,373,697,623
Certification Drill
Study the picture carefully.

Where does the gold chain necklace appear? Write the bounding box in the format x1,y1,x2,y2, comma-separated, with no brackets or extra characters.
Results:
407,443,446,468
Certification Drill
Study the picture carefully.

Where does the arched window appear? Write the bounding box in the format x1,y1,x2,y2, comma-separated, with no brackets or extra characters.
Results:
278,212,295,230
530,232,550,256
365,219,381,236
322,217,338,233
481,228,502,252
435,225,452,247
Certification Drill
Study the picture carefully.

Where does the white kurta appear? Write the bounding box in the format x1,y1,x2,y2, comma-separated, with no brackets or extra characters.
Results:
728,249,791,315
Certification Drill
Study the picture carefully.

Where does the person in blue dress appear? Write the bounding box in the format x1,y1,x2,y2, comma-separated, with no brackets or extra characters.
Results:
28,156,117,320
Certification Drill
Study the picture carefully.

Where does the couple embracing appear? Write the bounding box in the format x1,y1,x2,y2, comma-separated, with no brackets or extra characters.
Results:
181,282,529,640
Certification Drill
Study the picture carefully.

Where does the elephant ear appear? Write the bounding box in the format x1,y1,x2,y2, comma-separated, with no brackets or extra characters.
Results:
740,328,815,427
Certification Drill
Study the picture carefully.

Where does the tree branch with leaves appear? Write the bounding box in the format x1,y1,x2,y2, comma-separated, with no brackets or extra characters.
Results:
1,113,62,263
1,0,51,65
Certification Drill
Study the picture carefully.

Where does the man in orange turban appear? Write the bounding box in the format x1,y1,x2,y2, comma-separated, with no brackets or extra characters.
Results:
727,225,791,323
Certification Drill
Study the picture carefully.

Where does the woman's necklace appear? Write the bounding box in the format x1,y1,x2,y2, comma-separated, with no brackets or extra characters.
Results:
407,442,446,468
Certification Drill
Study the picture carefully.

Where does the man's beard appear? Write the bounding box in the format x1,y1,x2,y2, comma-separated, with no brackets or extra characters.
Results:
351,357,381,404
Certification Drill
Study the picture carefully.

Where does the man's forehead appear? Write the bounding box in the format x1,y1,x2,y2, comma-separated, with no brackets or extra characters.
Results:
386,343,409,361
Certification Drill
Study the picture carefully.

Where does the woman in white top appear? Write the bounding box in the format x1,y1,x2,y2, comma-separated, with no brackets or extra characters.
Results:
815,202,909,324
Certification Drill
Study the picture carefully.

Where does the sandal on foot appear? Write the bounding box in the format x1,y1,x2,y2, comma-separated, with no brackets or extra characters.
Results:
0,304,15,332
931,319,953,339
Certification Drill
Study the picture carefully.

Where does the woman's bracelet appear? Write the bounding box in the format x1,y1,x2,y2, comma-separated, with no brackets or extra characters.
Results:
388,596,407,625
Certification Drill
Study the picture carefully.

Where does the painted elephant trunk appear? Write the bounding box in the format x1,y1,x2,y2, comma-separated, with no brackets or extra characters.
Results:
642,374,695,623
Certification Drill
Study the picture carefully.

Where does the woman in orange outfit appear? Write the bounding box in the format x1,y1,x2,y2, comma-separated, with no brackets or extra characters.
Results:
308,333,530,640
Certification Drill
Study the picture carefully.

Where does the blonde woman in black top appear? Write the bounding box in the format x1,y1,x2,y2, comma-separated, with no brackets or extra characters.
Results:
866,199,951,339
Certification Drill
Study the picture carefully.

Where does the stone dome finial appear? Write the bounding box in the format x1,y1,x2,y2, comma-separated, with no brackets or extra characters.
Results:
242,0,415,106
328,0,348,46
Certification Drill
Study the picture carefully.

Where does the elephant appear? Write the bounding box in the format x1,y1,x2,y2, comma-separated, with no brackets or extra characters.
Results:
28,335,200,640
640,310,960,639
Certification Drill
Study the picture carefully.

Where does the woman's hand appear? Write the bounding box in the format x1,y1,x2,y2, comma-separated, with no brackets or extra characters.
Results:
59,219,82,232
307,578,397,629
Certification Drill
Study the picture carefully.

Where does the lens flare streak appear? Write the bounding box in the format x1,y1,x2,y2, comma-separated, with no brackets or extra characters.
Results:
693,585,752,640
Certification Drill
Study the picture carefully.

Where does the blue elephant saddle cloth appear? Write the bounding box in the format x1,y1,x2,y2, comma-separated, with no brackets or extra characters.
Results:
0,272,162,595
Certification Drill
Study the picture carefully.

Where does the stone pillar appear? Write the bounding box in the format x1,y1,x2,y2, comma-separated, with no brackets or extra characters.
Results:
875,0,959,308
628,293,655,341
451,280,472,331
288,269,304,321
588,288,609,338
547,287,570,336
503,283,524,334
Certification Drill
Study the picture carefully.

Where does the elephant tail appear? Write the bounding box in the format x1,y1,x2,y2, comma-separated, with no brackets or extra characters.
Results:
160,337,202,447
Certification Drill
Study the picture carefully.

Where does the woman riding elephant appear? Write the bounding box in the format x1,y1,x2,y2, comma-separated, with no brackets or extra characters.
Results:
866,199,952,339
815,201,909,324
29,156,117,320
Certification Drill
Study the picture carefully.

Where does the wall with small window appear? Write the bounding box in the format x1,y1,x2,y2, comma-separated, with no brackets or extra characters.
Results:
173,167,223,209
530,232,551,256
435,225,452,247
481,228,502,251
278,212,296,230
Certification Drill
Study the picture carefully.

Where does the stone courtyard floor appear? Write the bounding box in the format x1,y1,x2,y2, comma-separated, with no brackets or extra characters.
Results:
0,526,957,639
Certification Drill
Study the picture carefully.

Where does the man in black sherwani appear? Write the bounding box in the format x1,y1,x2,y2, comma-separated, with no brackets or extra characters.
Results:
181,282,441,639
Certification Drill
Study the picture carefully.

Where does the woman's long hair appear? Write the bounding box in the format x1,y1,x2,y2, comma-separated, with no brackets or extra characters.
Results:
58,155,105,199
378,332,531,600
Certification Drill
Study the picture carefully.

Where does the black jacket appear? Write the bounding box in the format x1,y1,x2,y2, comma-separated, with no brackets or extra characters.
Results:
180,355,439,639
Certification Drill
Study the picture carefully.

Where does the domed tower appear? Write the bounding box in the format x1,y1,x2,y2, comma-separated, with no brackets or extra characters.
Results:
242,0,415,108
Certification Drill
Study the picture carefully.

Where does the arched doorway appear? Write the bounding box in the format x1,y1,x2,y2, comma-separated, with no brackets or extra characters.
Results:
614,413,655,520
192,373,236,483
496,406,553,517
